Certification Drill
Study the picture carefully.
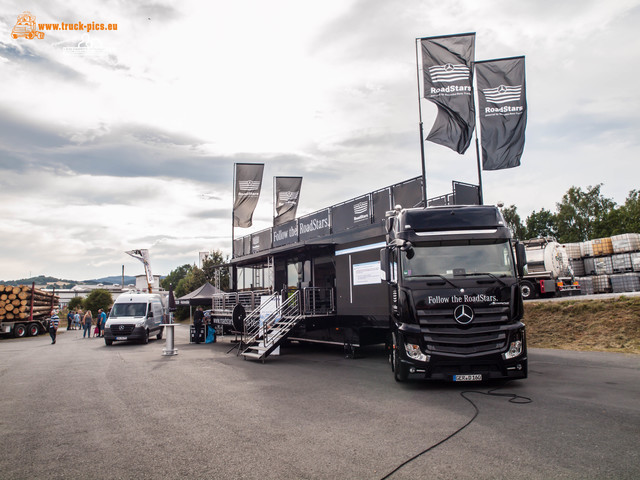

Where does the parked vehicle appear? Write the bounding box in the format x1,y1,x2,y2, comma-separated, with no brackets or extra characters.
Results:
380,205,528,382
104,293,165,345
0,284,57,338
520,237,580,299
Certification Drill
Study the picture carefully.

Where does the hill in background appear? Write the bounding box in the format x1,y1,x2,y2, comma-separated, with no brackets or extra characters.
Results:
0,274,137,287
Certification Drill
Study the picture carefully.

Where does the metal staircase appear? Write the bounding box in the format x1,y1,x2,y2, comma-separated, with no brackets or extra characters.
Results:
240,290,302,363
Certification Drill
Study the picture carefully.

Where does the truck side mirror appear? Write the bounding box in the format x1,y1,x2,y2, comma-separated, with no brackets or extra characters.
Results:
515,242,527,277
380,248,391,282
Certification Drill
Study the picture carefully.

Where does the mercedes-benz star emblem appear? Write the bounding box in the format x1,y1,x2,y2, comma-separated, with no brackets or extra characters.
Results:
453,304,474,325
119,325,125,331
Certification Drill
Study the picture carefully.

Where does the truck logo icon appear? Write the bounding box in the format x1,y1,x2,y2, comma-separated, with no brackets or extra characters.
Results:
453,304,474,325
428,63,469,83
11,11,45,40
482,84,522,104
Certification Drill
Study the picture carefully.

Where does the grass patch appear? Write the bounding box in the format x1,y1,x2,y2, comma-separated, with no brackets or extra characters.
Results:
524,296,640,353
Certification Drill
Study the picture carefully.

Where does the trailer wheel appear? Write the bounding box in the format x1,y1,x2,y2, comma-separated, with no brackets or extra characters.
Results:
14,324,27,338
520,280,537,300
392,332,408,382
27,323,40,336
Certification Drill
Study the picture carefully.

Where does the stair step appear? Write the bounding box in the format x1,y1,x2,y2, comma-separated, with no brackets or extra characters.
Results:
242,352,262,359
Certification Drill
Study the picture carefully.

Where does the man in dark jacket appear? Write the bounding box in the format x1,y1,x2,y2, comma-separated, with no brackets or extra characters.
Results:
193,306,204,344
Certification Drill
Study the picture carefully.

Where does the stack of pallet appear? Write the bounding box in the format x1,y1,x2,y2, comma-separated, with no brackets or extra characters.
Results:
0,285,59,322
565,233,640,294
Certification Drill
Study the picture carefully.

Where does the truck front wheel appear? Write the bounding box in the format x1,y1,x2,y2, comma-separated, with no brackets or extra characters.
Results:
392,332,408,382
520,280,537,300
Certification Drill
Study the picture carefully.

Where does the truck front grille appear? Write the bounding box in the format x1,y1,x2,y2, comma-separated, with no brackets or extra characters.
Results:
109,324,136,335
417,305,511,355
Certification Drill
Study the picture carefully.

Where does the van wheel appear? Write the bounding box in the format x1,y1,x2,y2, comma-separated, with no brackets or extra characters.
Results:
142,329,149,344
156,328,163,340
105,338,113,346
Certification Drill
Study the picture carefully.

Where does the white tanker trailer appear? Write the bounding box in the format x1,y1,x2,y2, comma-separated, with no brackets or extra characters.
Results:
520,237,581,299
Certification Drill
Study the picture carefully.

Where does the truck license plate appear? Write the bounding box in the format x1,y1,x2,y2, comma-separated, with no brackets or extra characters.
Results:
453,374,482,382
116,336,127,341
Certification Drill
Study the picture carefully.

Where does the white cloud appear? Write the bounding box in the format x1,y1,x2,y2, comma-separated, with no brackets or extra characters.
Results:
1,0,639,280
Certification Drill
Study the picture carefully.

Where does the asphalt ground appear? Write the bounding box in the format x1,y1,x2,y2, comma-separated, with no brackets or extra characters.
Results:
1,326,639,480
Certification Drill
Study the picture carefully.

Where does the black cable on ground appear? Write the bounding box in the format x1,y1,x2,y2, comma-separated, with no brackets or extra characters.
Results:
379,382,532,480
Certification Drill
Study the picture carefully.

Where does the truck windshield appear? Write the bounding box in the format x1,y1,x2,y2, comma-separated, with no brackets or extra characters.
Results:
110,303,147,317
402,241,515,279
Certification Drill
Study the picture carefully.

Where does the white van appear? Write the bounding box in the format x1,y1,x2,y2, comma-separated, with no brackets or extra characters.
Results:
104,293,165,345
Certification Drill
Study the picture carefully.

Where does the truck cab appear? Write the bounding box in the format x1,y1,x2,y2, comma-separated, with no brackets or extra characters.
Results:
381,205,528,382
104,293,165,345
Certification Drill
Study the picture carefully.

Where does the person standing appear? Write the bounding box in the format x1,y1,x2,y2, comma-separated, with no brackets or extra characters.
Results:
82,309,93,338
97,308,107,337
66,309,74,330
74,310,81,330
49,309,60,344
193,306,204,344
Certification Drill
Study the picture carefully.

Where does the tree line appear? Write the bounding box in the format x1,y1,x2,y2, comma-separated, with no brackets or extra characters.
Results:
161,250,230,320
500,184,640,242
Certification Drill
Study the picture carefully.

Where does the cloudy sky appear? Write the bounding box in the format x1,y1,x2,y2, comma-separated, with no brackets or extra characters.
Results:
1,0,639,282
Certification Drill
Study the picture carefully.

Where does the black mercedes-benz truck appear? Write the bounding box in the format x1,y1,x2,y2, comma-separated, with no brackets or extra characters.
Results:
380,205,528,382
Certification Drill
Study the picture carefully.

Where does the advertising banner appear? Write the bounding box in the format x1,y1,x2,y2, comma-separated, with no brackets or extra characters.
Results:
233,163,264,228
332,195,371,233
421,33,476,154
476,56,527,170
299,209,330,241
274,176,302,226
273,219,299,248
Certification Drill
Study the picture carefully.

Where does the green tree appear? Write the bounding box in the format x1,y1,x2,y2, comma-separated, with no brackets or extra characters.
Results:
202,250,230,291
83,289,113,316
554,184,616,243
160,264,193,291
68,296,84,312
615,190,640,234
500,205,527,240
526,208,557,239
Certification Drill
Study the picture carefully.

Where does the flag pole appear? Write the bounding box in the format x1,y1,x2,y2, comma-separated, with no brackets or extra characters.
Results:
415,38,428,207
471,63,484,205
231,163,236,258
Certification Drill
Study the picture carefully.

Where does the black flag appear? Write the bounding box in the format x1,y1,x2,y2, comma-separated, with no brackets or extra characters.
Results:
421,33,476,154
274,176,302,226
476,56,527,170
233,163,264,228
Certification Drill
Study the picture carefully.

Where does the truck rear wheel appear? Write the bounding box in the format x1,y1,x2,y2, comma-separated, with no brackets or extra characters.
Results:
14,324,27,338
392,332,408,382
27,323,40,336
520,280,537,300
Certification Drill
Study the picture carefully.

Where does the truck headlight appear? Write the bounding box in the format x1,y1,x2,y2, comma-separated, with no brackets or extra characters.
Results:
404,343,430,363
503,340,523,360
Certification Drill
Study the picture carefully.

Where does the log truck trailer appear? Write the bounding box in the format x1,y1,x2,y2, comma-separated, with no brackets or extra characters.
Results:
380,205,529,382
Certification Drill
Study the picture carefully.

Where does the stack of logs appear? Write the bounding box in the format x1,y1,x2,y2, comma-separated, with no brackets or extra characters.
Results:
0,285,60,322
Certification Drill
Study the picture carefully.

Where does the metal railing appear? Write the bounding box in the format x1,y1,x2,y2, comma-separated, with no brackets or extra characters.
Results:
302,287,334,316
212,289,270,314
242,290,302,355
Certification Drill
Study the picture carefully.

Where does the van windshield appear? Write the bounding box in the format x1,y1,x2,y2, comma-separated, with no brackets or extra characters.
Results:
111,303,147,317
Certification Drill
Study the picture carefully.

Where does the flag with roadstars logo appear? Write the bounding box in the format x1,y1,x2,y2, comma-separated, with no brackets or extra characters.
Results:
421,33,476,154
274,176,302,226
476,56,527,170
233,163,264,228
